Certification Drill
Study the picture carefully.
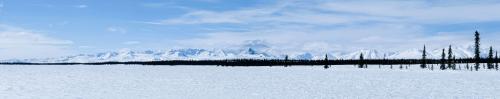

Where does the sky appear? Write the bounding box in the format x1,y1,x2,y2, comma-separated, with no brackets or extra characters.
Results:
1,0,500,59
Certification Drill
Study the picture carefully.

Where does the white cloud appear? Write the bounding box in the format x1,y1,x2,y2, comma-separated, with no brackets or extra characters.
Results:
158,0,500,53
175,23,477,52
161,1,500,25
319,1,500,23
106,26,127,34
160,10,246,24
78,46,92,49
0,24,74,59
156,2,289,24
123,41,141,45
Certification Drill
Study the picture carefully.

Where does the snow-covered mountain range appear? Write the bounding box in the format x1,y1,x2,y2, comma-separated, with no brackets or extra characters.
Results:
5,42,491,63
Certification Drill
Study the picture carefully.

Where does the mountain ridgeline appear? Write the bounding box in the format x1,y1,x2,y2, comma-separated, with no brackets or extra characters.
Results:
7,43,487,63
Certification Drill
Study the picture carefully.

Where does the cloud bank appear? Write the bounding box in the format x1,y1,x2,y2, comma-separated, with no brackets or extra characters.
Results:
0,25,74,59
158,0,500,52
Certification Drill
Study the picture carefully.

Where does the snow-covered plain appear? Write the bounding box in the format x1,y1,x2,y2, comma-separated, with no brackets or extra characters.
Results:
0,65,498,99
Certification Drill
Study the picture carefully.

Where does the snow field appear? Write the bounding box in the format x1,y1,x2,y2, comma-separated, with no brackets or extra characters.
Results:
0,65,498,99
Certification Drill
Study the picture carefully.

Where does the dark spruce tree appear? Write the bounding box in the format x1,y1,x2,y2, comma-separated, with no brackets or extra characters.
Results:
421,45,427,69
382,54,387,68
324,54,329,69
448,45,453,69
441,49,446,70
488,46,494,69
358,53,364,68
284,55,289,67
383,54,386,65
496,51,499,70
474,30,480,71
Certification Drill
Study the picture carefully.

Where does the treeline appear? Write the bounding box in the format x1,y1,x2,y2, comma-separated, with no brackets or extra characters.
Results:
1,58,498,68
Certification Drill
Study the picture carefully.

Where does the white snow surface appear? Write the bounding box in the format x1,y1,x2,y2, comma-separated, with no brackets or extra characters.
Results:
0,65,498,99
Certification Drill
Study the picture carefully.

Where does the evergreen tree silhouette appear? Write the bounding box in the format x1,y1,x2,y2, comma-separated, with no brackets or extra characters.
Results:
448,45,453,69
358,53,364,68
382,54,386,68
284,55,289,67
421,45,427,69
441,49,446,70
324,54,329,69
496,51,499,70
474,30,480,71
488,46,494,69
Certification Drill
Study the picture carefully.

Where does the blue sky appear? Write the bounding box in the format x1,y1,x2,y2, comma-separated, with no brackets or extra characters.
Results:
1,0,500,59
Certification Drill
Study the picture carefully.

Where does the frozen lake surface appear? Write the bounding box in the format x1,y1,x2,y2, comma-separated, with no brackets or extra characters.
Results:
0,65,498,99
